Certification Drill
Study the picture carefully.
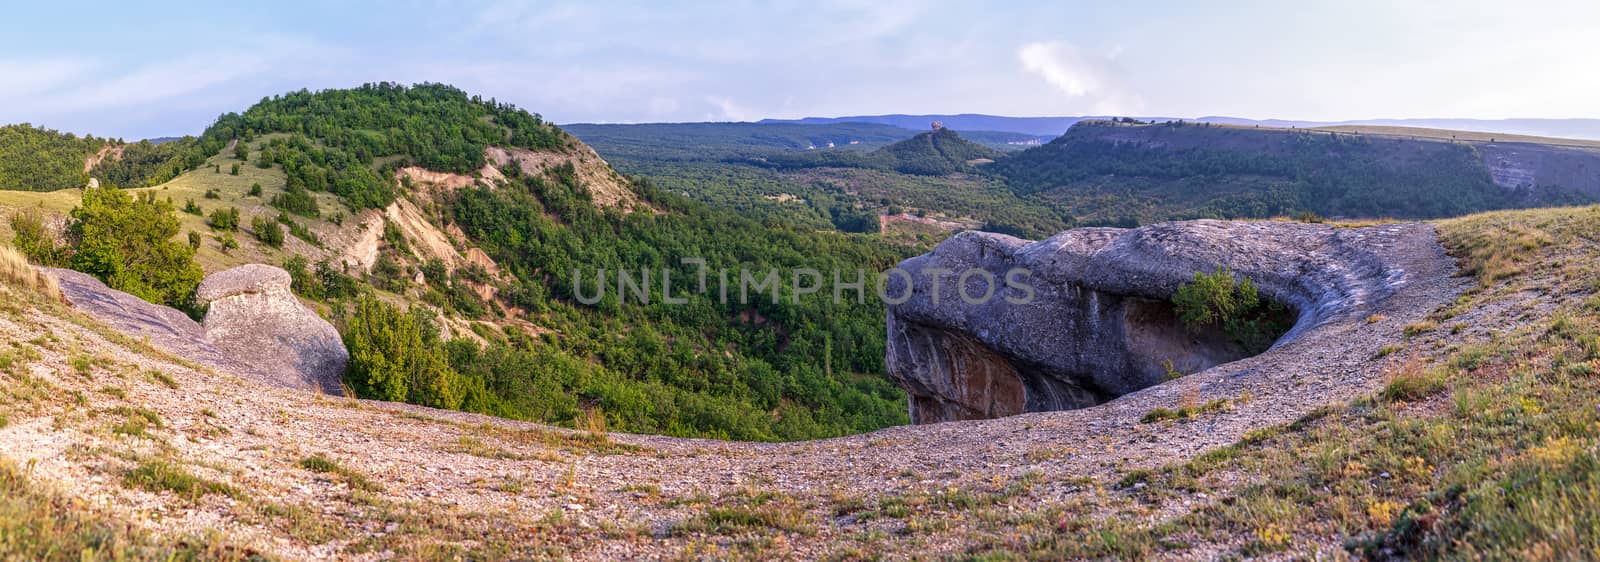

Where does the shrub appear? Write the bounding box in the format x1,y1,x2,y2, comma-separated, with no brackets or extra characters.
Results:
344,295,465,410
277,213,321,247
251,215,284,248
67,188,203,309
248,182,262,197
207,206,239,231
7,210,69,267
1173,267,1294,354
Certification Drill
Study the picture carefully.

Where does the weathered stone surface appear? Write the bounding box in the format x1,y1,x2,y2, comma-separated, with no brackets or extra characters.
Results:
195,264,347,395
46,267,269,382
47,264,348,395
886,220,1433,423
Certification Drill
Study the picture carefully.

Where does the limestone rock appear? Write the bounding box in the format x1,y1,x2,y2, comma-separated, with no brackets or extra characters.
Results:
885,220,1434,423
46,267,269,382
196,264,347,394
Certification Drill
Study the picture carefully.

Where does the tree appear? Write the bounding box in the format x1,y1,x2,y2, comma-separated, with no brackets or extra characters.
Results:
343,295,464,409
66,187,203,309
8,210,69,266
251,215,284,248
208,206,239,231
230,163,240,176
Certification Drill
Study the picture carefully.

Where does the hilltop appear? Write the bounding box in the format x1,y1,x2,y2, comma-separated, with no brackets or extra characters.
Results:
764,113,1600,142
990,119,1600,224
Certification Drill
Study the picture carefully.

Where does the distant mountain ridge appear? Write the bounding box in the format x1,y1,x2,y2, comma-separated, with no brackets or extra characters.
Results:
764,114,1600,142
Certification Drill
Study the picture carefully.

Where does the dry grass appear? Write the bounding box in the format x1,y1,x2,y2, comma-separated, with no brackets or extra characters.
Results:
0,244,60,301
0,456,261,560
966,205,1600,560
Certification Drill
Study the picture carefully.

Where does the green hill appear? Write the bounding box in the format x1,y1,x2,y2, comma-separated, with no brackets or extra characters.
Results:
990,120,1600,224
0,124,104,191
750,126,1002,176
876,127,1003,175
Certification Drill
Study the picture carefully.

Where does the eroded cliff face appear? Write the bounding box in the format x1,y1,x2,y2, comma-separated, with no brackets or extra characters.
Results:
886,220,1424,423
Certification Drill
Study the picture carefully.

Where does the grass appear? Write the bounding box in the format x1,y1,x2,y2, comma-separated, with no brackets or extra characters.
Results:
107,406,163,437
123,458,240,502
298,453,380,492
965,205,1600,560
0,244,60,301
0,456,263,561
1379,359,1448,402
674,487,816,537
1140,398,1230,423
145,370,179,389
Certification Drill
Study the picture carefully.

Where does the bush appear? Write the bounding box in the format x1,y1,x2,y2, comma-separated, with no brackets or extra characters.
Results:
207,206,239,231
344,295,479,411
1173,267,1294,354
8,210,69,267
251,215,283,248
216,232,238,253
67,188,204,309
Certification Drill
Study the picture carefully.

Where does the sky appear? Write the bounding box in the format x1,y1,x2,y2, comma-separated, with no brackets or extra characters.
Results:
4,0,1599,139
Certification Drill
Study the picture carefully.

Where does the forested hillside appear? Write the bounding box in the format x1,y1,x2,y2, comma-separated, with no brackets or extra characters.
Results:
1,83,911,441
0,124,104,191
572,123,1069,241
991,120,1598,223
751,127,1002,176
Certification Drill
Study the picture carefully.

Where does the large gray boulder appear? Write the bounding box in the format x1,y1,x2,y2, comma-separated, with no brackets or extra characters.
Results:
885,220,1446,423
47,267,268,381
196,264,347,395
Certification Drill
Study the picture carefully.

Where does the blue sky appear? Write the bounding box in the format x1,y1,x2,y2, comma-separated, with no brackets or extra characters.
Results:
4,1,1598,138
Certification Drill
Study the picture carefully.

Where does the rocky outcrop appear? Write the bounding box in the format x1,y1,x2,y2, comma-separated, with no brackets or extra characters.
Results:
48,265,348,395
195,264,347,395
886,220,1439,423
47,267,271,382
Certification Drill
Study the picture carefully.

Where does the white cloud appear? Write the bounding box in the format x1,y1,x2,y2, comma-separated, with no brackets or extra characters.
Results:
0,58,96,101
1016,40,1141,115
705,96,753,121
